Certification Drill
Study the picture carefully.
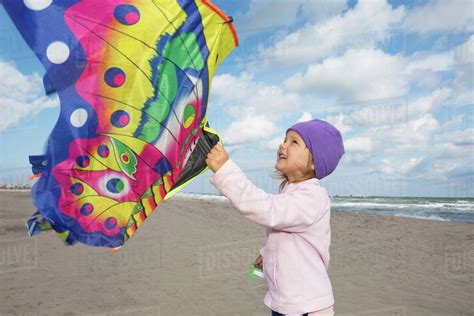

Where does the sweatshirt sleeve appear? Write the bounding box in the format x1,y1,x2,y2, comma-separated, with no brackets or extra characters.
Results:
209,159,328,233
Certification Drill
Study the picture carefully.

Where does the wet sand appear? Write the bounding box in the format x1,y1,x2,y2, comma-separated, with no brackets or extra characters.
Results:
0,191,473,315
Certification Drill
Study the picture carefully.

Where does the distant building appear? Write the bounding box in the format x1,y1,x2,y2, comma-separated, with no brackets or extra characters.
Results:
0,184,32,190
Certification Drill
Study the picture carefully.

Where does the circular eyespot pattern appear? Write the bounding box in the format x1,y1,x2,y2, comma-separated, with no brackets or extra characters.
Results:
183,104,196,128
104,67,126,87
70,108,88,127
98,145,109,158
106,178,124,194
76,155,90,168
71,183,84,195
120,153,130,164
24,0,52,11
114,4,140,25
110,110,130,128
104,217,118,230
46,41,70,64
80,203,94,216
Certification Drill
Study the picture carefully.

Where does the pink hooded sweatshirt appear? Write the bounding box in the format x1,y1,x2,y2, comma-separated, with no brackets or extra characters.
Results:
210,159,334,314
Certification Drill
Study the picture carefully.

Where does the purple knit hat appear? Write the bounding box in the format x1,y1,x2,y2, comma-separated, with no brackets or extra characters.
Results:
287,119,345,180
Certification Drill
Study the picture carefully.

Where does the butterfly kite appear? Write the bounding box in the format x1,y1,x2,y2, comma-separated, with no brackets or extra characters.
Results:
3,0,238,248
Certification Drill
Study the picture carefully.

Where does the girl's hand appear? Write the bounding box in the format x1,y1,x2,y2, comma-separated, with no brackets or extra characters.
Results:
254,254,263,270
206,143,229,173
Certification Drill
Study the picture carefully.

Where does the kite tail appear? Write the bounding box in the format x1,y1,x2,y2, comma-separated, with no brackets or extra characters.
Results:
29,155,47,175
26,212,52,236
27,155,50,237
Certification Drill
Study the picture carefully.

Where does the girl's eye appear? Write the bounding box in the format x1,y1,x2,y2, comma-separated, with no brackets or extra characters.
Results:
293,140,298,144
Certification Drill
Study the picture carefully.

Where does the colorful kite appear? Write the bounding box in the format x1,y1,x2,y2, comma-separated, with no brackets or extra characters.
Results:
3,0,238,248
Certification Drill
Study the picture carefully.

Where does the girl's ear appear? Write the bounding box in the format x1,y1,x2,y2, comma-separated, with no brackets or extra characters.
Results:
310,164,316,178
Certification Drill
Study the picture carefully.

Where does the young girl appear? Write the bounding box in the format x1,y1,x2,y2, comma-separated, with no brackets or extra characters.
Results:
206,119,344,316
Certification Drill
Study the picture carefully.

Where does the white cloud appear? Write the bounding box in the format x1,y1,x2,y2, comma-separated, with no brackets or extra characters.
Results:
453,35,474,86
337,106,471,183
296,112,312,123
263,112,313,150
211,73,302,120
427,142,473,160
347,88,451,127
371,114,439,148
265,136,284,150
400,157,423,173
328,86,470,184
406,88,452,115
210,72,303,147
408,142,473,182
348,101,406,127
439,114,466,132
406,51,454,73
339,114,440,163
402,35,473,94
325,126,371,167
221,115,279,146
345,137,373,153
324,113,352,134
449,54,473,106
258,0,404,65
0,60,59,131
301,0,348,23
380,157,423,175
284,48,408,102
211,72,253,103
343,153,371,165
406,50,454,89
433,128,474,146
403,0,474,34
281,31,465,104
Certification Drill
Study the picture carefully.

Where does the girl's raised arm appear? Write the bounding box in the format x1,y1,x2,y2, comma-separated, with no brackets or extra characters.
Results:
210,159,329,233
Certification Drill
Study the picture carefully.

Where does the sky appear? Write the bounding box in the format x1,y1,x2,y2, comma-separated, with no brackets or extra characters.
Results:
0,0,472,197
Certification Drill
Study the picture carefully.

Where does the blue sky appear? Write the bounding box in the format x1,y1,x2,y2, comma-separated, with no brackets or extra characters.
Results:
0,0,473,197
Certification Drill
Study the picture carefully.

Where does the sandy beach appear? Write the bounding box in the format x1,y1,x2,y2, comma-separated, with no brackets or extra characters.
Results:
0,191,473,315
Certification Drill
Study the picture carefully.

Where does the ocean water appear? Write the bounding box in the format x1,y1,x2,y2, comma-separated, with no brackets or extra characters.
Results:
330,196,474,224
3,190,472,224
175,193,474,224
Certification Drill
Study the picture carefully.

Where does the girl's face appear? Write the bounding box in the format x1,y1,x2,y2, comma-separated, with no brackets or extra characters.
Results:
275,130,315,183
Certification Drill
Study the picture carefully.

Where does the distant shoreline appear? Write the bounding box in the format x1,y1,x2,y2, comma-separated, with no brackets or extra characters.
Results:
3,191,472,223
0,188,472,199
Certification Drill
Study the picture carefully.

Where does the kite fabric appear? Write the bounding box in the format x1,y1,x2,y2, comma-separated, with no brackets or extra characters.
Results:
3,0,238,248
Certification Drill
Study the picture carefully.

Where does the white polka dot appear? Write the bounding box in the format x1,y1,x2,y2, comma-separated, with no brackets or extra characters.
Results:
24,0,52,10
70,109,88,128
46,41,70,64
